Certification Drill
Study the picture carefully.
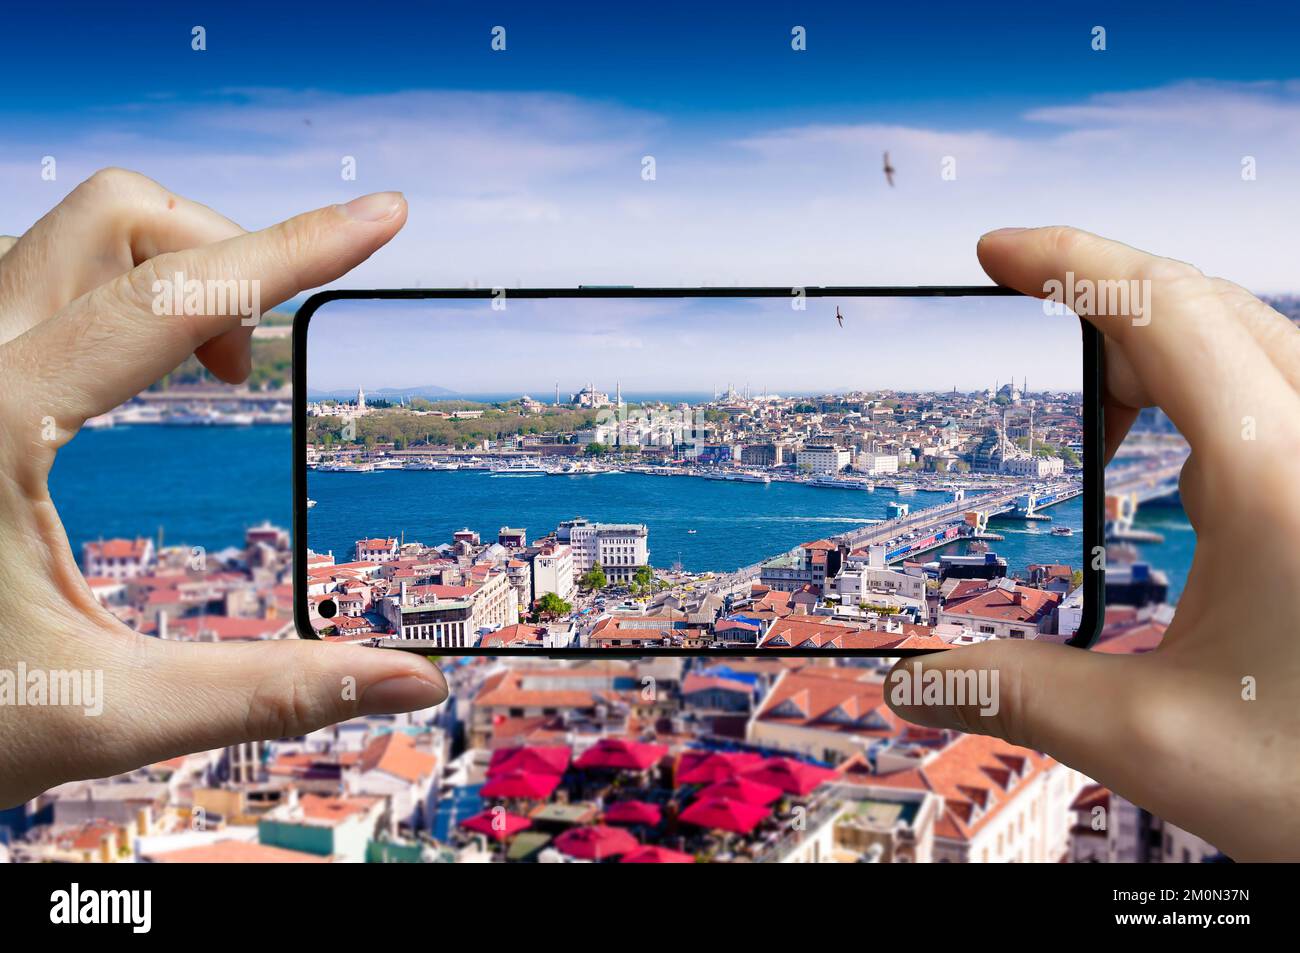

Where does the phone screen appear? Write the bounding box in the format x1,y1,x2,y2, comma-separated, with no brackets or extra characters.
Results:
295,290,1098,655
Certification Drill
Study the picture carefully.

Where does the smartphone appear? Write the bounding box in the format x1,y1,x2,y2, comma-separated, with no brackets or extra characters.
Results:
293,287,1102,656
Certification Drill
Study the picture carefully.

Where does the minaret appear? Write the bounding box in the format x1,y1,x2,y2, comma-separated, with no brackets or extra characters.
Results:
554,383,559,407
356,386,366,412
615,381,622,408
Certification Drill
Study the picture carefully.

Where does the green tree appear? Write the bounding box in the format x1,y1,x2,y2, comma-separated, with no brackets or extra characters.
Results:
633,565,654,589
534,592,573,620
580,563,608,591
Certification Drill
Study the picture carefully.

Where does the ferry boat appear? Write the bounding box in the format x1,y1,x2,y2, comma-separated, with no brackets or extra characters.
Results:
317,461,375,473
809,475,870,490
371,458,407,471
490,460,547,477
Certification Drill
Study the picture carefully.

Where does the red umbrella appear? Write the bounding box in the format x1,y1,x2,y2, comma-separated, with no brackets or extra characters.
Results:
553,825,639,860
741,757,837,797
697,777,782,806
676,751,762,786
621,846,695,864
480,769,561,801
603,800,663,826
679,797,769,835
574,738,668,772
460,809,532,843
488,745,570,777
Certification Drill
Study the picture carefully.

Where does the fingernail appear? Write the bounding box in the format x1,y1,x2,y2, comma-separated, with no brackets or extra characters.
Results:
341,191,404,222
360,675,445,714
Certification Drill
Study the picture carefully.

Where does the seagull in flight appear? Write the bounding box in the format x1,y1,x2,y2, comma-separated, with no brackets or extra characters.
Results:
883,151,896,188
835,305,844,328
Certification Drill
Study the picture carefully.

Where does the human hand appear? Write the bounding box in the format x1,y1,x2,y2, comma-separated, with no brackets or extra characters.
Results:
0,169,448,808
887,226,1300,861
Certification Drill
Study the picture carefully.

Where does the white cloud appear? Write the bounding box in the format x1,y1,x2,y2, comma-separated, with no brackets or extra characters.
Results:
1,81,1296,294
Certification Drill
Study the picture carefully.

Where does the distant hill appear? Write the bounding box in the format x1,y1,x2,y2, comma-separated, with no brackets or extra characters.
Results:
307,385,458,400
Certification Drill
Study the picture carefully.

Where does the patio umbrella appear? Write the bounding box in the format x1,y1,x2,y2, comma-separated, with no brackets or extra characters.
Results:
679,796,769,835
696,777,782,806
675,751,763,786
480,769,561,801
621,846,695,864
603,800,663,826
460,809,532,843
741,757,837,797
574,738,668,772
553,824,639,860
488,745,570,777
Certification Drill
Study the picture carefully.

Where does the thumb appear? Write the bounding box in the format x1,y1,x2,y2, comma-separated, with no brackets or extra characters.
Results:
884,640,1138,772
115,639,448,766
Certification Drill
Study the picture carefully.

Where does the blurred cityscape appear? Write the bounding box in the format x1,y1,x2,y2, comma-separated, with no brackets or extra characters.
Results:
9,300,1295,864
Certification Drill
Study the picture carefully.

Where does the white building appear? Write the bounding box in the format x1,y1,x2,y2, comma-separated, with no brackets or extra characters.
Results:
531,543,576,603
797,445,852,475
1003,455,1065,477
355,537,400,563
857,452,899,476
82,537,156,580
559,518,649,583
831,566,929,622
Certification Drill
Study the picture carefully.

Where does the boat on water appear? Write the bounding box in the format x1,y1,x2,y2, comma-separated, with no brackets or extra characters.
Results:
490,460,547,477
1050,525,1074,537
809,475,870,490
370,458,407,470
307,499,317,508
686,529,697,534
317,461,376,473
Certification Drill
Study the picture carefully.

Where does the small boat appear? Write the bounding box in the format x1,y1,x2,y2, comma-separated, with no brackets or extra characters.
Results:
686,529,697,535
1050,525,1074,537
307,499,317,508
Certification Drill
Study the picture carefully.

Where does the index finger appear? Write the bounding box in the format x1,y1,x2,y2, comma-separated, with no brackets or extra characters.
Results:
977,226,1294,477
12,192,406,430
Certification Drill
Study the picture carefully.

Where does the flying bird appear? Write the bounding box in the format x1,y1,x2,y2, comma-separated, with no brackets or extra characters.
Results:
835,305,844,328
883,151,896,188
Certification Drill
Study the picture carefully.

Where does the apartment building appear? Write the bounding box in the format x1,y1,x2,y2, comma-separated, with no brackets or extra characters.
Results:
82,537,156,580
530,542,575,603
354,537,400,563
379,572,518,647
796,444,851,475
559,518,649,583
759,539,842,594
877,734,1089,863
937,578,1062,640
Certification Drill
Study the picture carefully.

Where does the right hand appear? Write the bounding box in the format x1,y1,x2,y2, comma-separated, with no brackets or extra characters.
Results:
887,226,1300,861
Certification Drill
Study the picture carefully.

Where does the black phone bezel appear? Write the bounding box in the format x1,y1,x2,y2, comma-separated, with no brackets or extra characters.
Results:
292,286,1104,657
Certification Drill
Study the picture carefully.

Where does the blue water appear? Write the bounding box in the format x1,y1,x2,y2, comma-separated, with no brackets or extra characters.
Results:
308,469,1086,576
49,426,293,555
48,427,1195,597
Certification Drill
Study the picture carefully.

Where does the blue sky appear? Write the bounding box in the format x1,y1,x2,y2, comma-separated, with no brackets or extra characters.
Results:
3,1,1299,291
307,294,1081,393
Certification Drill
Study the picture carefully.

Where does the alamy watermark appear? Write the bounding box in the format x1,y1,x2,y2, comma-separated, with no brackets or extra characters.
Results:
151,271,262,327
889,663,1000,717
1042,271,1151,326
1,663,103,716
